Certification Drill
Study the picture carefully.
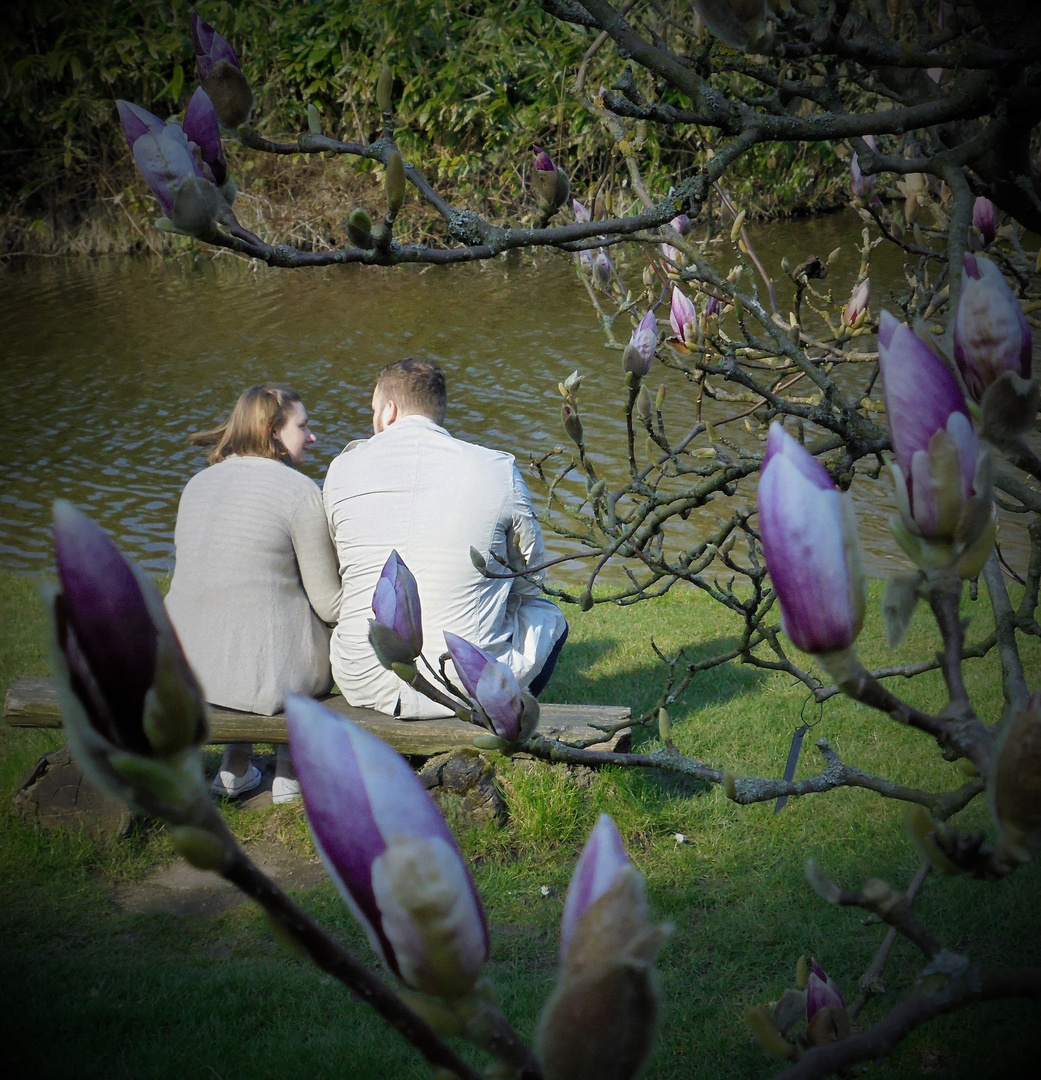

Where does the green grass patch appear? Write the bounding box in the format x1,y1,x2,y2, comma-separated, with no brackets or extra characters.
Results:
1,570,1038,1078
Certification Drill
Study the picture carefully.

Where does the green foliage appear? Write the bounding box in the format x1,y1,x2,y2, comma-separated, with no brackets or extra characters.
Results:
2,0,846,248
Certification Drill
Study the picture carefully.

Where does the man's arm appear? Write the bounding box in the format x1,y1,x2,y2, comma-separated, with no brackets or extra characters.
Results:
322,441,362,544
504,463,546,599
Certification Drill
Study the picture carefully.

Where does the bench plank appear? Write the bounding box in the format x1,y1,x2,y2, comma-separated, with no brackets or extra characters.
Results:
4,676,630,756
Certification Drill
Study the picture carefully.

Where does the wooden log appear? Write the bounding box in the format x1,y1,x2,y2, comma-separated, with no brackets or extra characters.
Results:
4,676,631,757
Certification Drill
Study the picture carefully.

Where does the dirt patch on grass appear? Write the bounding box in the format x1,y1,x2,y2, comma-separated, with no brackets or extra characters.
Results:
110,837,329,920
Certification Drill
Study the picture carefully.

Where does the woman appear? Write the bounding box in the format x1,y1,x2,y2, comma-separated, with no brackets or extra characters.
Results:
165,385,341,803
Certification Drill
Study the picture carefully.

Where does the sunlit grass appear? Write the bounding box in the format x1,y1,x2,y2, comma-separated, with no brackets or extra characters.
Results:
1,569,1038,1079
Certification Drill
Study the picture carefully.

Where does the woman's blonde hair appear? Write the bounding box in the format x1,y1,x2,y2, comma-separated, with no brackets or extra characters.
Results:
190,384,303,465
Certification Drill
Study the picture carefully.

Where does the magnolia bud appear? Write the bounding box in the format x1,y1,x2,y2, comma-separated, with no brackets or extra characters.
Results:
377,65,394,114
347,207,374,248
746,1005,795,1060
772,988,807,1036
537,816,669,1080
904,804,964,875
562,403,584,449
988,689,1041,864
532,146,570,213
288,699,489,996
307,103,322,134
563,369,583,395
203,60,253,129
806,1005,850,1046
594,185,610,220
385,149,406,214
169,825,228,871
635,384,651,422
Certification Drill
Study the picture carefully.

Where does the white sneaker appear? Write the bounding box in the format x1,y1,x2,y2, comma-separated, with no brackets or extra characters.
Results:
272,776,301,805
211,764,262,798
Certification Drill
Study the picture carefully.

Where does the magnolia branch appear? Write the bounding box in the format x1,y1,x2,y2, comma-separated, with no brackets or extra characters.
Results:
806,861,942,959
196,806,492,1080
520,733,973,814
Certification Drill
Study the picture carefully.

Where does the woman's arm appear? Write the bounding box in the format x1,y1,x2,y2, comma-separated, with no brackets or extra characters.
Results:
292,482,343,624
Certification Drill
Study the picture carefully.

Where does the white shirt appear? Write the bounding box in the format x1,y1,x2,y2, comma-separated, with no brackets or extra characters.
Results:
324,415,565,717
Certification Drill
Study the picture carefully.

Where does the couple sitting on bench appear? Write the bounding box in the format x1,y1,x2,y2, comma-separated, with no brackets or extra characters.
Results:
164,359,568,803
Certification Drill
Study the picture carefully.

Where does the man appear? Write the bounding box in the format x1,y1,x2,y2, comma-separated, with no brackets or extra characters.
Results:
324,358,568,718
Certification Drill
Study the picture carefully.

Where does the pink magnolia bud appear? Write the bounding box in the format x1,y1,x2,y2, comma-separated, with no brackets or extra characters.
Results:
806,960,844,1019
50,501,207,815
191,12,253,129
287,696,489,997
183,87,228,187
573,199,591,223
444,632,534,742
593,247,613,287
537,815,669,1080
879,313,977,530
805,960,850,1046
757,425,866,656
878,311,996,575
660,241,681,268
972,196,997,246
532,145,570,212
954,254,1032,402
850,135,877,201
841,278,870,329
559,814,630,957
668,286,697,351
622,309,658,378
118,99,223,236
368,549,423,666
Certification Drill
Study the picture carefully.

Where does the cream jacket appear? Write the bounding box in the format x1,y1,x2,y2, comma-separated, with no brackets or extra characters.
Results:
166,455,342,714
324,415,566,717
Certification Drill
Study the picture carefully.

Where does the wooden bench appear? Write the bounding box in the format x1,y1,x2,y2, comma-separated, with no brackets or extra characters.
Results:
4,676,631,757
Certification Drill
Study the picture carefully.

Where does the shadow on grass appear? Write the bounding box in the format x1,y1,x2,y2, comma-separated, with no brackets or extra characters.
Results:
537,634,768,804
544,633,767,717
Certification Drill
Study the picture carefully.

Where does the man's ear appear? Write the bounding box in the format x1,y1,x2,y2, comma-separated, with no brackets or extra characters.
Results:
382,399,399,427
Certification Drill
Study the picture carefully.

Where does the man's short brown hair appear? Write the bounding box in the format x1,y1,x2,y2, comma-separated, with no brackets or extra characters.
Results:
375,357,447,424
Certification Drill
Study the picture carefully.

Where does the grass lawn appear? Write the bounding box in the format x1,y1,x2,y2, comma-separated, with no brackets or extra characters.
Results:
0,568,1038,1079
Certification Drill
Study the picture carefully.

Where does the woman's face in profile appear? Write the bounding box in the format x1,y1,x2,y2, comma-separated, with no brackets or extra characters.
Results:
275,400,316,466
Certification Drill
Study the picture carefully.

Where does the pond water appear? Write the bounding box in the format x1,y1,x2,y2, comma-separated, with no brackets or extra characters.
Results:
0,209,1030,585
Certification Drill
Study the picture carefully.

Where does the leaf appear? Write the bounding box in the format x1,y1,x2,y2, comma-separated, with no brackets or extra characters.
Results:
164,64,184,103
882,572,923,649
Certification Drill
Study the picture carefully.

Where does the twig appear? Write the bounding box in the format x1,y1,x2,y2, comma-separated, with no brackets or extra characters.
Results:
848,863,932,1022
